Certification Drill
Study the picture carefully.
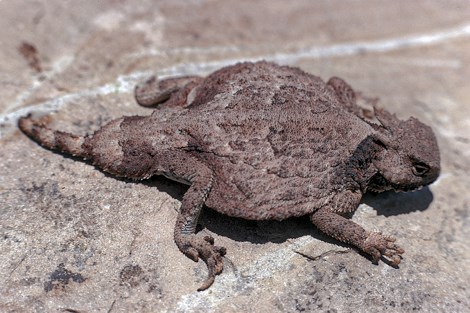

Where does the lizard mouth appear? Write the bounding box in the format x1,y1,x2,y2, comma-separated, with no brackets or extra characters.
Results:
367,172,390,193
391,183,423,193
368,172,423,193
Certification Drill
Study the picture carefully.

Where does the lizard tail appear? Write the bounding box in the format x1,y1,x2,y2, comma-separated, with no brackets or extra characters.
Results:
18,115,90,159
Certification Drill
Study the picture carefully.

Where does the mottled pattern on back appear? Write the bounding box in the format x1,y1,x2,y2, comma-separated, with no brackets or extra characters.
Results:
156,63,375,219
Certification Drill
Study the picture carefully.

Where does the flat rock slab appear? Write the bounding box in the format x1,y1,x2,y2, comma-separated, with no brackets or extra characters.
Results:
1,1,469,312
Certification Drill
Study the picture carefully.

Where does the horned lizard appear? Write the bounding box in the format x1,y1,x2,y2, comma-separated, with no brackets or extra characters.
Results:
19,61,440,290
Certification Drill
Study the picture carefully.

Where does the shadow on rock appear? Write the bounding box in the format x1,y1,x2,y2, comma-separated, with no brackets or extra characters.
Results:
109,176,433,247
199,209,318,244
362,186,434,217
140,177,323,245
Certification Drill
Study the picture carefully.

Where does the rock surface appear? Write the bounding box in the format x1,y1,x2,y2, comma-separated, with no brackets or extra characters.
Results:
1,1,469,312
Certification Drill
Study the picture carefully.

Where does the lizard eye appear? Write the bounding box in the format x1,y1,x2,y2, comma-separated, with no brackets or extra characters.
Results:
412,162,429,176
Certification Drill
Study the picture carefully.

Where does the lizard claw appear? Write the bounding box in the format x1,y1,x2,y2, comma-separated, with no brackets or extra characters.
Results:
363,232,404,267
176,234,227,291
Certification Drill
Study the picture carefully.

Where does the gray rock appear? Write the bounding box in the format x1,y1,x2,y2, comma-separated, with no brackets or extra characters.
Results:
1,0,469,312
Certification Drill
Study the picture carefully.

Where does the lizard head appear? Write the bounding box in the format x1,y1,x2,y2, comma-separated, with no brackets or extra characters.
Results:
368,108,440,193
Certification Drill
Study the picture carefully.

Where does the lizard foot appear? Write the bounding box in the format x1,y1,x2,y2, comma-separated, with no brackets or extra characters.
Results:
363,232,404,266
176,234,227,291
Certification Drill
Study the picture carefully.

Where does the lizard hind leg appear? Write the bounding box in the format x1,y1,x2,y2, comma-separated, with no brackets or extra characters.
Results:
163,153,226,291
135,75,202,108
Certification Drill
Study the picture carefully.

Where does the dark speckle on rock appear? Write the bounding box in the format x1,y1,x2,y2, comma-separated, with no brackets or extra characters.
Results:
119,264,144,287
44,263,85,292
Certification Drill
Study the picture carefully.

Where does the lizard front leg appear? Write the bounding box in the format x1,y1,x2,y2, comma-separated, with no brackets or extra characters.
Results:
310,190,404,266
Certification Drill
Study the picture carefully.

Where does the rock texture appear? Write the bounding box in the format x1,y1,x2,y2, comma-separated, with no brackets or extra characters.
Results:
1,1,469,312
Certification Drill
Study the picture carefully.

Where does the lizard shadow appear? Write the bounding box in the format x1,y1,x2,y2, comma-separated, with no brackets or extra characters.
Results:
141,176,435,245
44,152,435,247
141,176,324,244
362,187,434,217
